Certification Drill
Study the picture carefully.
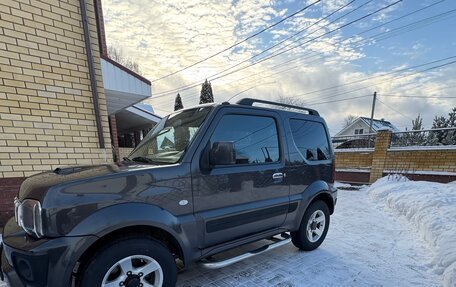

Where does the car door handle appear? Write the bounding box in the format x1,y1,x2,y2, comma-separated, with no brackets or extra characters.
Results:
272,172,284,181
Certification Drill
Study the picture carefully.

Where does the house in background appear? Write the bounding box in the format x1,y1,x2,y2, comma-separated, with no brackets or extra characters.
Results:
335,117,399,137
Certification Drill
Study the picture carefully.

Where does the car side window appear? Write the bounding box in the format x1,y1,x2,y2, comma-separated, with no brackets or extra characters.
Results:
289,119,331,161
210,114,280,165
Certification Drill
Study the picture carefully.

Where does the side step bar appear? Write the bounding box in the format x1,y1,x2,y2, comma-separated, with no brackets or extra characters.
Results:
199,233,291,269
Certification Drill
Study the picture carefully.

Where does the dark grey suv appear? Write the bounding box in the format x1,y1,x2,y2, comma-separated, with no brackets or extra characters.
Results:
1,98,337,287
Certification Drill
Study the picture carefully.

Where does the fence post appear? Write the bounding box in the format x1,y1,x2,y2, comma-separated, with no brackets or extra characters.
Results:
369,129,392,183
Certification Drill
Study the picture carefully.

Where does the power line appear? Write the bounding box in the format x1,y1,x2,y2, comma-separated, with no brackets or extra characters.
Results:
152,1,450,108
292,55,456,101
306,95,371,106
151,0,322,82
150,0,356,96
230,2,454,92
253,0,447,75
208,0,404,83
224,4,455,98
226,81,277,102
152,0,400,98
423,84,456,93
379,94,456,99
209,0,362,81
285,56,456,105
284,58,456,109
376,97,414,121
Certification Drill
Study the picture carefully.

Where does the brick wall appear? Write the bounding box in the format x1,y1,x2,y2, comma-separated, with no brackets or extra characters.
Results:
0,0,113,225
0,177,25,226
119,147,133,159
385,150,456,172
0,0,113,179
335,130,456,184
335,150,373,170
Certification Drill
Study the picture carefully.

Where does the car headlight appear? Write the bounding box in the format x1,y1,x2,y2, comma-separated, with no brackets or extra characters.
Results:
14,197,44,238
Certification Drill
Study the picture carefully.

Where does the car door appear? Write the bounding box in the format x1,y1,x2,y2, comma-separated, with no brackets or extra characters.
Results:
191,107,289,248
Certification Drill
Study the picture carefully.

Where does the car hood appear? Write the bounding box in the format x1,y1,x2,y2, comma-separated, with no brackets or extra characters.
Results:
17,162,158,202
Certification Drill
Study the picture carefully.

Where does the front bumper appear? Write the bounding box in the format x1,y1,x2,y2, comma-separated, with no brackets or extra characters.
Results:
1,218,97,287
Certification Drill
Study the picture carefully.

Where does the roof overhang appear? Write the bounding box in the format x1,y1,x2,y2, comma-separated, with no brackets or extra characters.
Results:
115,104,161,133
101,55,152,115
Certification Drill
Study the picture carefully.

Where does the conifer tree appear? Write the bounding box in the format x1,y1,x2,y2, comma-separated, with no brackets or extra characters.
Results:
199,79,214,104
174,93,184,111
428,115,447,145
443,107,456,145
407,114,425,146
411,114,423,130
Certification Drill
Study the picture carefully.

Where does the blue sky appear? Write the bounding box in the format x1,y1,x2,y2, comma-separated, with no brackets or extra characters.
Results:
102,0,456,133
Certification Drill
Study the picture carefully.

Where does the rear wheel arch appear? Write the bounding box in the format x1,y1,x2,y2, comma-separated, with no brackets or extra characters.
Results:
310,192,334,214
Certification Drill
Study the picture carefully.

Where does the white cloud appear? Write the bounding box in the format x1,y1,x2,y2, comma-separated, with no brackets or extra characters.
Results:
102,0,455,133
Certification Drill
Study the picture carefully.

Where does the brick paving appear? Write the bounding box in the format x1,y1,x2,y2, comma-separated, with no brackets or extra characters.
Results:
0,189,441,287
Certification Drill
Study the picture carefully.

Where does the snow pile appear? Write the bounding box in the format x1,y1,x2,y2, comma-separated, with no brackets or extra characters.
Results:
333,181,353,189
366,176,456,287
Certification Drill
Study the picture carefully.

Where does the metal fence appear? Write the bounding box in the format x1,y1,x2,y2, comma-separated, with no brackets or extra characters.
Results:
390,127,456,148
332,134,376,150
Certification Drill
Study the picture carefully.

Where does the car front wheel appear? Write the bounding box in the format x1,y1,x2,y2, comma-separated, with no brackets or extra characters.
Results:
291,200,330,251
78,236,177,287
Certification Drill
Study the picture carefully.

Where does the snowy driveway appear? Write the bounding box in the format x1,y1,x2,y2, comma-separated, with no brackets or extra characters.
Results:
0,187,440,287
176,187,440,287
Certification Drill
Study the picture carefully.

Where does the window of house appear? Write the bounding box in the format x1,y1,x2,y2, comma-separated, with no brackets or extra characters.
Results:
289,119,331,161
210,114,280,165
354,129,364,135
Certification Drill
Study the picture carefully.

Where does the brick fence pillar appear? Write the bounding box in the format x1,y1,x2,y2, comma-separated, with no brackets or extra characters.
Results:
369,130,392,183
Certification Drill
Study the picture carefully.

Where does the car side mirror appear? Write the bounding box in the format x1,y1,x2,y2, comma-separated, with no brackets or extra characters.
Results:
209,141,236,166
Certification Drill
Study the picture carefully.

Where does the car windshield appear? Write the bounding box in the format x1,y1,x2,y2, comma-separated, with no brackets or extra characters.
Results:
127,107,212,164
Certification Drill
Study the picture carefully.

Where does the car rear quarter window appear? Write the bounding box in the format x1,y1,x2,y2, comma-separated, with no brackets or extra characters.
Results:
210,114,280,164
289,119,331,161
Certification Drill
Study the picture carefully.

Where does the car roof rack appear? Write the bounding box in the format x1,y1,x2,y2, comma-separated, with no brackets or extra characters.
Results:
236,98,319,116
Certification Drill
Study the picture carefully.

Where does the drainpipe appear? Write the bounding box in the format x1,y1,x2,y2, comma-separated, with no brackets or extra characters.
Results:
80,0,105,148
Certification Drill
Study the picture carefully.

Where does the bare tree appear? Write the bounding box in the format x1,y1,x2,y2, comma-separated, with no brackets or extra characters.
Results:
343,114,356,128
107,45,141,74
276,95,308,110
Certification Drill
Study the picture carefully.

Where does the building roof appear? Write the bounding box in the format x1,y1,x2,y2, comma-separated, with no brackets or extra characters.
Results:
116,103,161,133
335,116,399,136
358,117,399,132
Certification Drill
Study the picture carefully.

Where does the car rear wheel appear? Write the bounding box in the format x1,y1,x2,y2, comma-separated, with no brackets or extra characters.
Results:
78,237,177,287
291,200,330,251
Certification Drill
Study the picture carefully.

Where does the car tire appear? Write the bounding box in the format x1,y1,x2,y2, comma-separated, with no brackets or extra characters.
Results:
291,200,330,251
78,236,177,287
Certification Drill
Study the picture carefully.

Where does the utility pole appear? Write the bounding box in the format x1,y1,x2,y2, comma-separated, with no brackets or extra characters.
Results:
368,91,377,134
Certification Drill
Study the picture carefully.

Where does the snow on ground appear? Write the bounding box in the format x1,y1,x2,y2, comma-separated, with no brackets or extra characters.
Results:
0,182,444,287
367,176,456,287
176,185,440,286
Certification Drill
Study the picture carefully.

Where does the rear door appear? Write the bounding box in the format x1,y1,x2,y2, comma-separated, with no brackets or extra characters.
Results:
286,117,333,196
191,107,289,248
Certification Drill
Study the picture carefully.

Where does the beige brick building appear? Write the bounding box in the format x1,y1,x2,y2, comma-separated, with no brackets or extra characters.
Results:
0,0,153,225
